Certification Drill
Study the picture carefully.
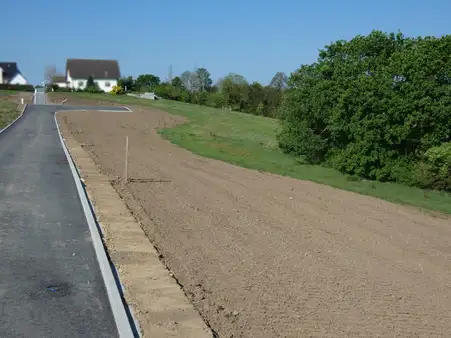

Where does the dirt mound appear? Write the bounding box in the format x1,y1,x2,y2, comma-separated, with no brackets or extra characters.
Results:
60,108,451,337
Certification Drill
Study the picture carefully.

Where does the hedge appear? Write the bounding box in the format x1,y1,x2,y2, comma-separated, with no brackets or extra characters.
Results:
0,84,35,92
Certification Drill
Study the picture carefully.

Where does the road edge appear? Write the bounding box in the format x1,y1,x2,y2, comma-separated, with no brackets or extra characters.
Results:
0,104,27,135
54,113,135,338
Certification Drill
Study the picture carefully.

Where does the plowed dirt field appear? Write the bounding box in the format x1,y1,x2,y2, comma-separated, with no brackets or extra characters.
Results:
59,107,451,337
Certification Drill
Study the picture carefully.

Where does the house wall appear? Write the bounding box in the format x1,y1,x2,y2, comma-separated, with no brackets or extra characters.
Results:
66,70,72,86
55,82,67,88
96,79,117,92
9,73,28,85
66,70,117,92
0,68,3,84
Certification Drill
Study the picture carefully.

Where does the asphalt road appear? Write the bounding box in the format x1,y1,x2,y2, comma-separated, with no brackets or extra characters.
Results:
0,95,130,337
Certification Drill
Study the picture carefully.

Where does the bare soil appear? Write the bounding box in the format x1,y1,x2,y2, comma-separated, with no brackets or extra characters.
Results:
59,107,451,337
0,91,33,104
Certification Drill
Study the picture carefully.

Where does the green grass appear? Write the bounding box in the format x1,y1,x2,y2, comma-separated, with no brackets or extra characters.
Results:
50,92,451,215
0,90,22,95
0,98,20,130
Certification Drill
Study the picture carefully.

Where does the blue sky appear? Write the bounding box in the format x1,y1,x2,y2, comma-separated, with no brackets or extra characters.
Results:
2,0,451,85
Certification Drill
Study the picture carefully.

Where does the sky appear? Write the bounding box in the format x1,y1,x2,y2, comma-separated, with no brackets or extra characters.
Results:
2,0,451,85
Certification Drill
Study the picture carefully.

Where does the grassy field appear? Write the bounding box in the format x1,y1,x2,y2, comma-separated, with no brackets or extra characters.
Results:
0,93,20,130
49,92,451,214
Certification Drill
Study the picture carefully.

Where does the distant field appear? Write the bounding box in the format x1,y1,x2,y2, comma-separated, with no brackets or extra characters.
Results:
0,90,20,96
0,91,21,129
48,92,451,214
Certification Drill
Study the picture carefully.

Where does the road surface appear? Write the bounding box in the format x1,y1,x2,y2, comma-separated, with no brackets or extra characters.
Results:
0,94,131,337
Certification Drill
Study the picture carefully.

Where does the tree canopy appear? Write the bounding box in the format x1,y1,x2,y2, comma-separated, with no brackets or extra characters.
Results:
135,74,160,90
269,72,288,90
278,30,451,189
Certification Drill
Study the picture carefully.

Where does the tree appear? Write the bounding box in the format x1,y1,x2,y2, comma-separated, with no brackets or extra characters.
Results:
85,76,100,92
220,73,248,88
278,30,451,190
171,76,183,88
206,92,225,108
86,76,95,88
44,65,57,85
263,86,283,117
135,74,160,90
269,72,288,90
118,76,134,92
221,76,249,111
195,68,212,92
246,82,265,114
180,71,197,92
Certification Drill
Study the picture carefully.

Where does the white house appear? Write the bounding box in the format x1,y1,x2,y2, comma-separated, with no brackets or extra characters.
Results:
52,75,68,88
0,62,28,85
63,58,120,92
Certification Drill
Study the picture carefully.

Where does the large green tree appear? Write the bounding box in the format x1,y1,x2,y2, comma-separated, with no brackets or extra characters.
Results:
135,74,160,90
278,30,451,187
195,68,213,92
118,76,134,91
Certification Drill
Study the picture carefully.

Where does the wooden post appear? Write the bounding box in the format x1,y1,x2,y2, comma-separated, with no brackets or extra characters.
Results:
124,136,129,184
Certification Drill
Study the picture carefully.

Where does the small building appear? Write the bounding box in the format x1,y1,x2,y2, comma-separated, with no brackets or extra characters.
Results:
0,62,28,85
52,75,68,88
65,58,120,92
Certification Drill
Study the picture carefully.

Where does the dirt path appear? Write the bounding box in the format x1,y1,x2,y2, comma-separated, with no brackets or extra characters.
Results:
59,108,451,337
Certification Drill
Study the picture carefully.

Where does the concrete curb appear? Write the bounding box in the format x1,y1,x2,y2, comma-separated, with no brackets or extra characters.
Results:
54,113,135,338
0,104,27,135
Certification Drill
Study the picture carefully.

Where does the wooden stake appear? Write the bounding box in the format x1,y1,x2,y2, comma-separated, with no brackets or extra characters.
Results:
124,136,129,184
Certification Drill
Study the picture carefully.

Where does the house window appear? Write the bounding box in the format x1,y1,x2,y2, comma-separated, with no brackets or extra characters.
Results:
105,81,111,87
78,81,83,87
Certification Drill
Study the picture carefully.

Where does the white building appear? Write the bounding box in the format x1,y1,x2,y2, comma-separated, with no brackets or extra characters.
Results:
52,76,68,88
59,58,120,92
0,62,28,85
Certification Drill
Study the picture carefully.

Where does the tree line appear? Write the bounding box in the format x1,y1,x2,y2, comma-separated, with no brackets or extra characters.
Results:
278,30,451,191
118,70,288,117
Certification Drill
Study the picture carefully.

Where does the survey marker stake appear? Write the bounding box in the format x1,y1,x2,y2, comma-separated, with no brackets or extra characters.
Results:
124,136,129,185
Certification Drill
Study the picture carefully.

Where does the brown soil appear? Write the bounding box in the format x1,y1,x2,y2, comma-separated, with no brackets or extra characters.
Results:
59,107,451,337
0,91,33,104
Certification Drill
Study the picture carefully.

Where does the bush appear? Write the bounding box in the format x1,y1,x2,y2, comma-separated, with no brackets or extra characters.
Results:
111,85,124,95
206,92,225,108
85,86,102,93
411,143,451,191
0,84,34,92
56,87,72,92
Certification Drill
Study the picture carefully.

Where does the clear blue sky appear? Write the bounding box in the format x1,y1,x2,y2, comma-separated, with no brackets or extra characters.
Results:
2,0,450,85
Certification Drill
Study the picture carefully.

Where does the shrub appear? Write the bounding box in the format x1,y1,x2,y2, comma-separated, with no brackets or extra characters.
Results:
56,87,72,92
111,85,124,95
411,143,451,191
85,86,102,93
206,92,225,108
